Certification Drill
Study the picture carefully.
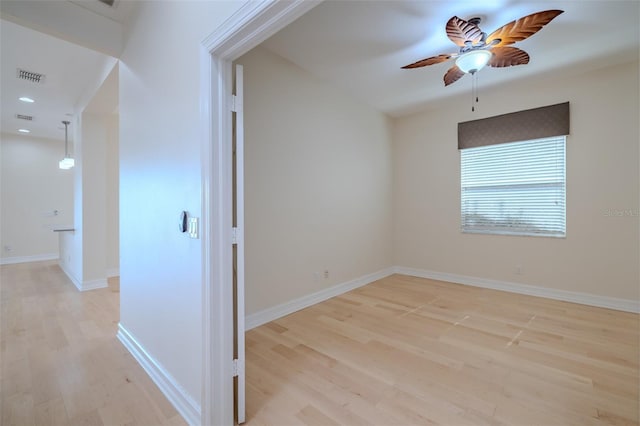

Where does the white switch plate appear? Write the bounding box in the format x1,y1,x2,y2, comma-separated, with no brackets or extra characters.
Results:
188,217,199,239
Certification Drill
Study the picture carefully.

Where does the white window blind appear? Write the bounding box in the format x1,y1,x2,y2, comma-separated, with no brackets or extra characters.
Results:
461,136,566,237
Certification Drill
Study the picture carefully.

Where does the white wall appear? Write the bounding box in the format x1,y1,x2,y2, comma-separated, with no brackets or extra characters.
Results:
118,0,243,410
237,46,394,315
81,113,108,283
0,132,73,262
59,116,83,284
393,60,639,301
106,113,119,275
58,107,118,288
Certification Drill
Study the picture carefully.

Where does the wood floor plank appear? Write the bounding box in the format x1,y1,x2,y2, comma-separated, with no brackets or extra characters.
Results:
4,262,637,425
34,397,69,426
0,261,186,426
245,273,640,425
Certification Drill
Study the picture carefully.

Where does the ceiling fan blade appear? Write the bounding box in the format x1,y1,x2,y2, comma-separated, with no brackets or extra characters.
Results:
488,47,530,67
444,65,465,86
402,54,454,69
486,10,564,47
446,16,483,47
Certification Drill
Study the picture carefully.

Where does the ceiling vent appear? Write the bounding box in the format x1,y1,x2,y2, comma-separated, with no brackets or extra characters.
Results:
16,68,45,84
16,114,34,121
97,0,116,7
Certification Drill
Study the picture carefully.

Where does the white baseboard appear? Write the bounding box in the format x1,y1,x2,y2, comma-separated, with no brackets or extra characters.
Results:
117,324,200,425
82,278,108,291
58,261,108,292
106,267,120,278
394,266,640,314
58,260,82,290
245,267,395,330
0,253,58,265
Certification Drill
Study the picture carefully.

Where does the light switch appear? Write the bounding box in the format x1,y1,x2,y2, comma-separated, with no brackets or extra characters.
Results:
188,217,199,239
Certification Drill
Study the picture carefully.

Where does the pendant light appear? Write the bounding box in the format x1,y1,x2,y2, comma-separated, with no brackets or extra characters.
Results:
59,120,74,169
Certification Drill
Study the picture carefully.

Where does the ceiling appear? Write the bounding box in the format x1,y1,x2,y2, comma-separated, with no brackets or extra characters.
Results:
0,18,116,141
1,0,637,142
1,0,135,56
68,0,133,26
262,0,640,117
0,0,130,142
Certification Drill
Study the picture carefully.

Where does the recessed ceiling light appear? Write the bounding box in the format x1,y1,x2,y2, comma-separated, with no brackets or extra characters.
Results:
19,96,35,103
18,128,31,133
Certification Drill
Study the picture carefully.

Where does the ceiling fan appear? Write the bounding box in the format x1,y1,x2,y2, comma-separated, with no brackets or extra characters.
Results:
402,10,564,86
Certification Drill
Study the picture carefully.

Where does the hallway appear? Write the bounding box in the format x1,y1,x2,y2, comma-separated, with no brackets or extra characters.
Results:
0,261,186,425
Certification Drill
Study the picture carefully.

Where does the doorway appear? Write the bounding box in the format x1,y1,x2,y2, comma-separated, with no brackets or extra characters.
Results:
201,2,320,424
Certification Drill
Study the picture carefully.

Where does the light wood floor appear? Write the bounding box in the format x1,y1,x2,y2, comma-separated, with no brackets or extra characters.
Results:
0,261,186,426
245,274,639,426
3,262,638,426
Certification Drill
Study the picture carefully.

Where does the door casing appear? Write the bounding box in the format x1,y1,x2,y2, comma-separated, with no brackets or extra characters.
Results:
200,1,321,425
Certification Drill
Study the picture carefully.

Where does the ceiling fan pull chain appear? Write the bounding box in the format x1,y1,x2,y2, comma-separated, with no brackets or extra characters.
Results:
471,75,475,112
471,71,478,112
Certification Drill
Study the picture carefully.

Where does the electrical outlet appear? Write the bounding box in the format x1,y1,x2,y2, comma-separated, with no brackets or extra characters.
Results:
324,270,329,279
4,245,12,252
515,265,523,275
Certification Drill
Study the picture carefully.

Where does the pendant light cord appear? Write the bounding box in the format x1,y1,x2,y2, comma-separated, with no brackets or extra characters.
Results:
62,120,70,157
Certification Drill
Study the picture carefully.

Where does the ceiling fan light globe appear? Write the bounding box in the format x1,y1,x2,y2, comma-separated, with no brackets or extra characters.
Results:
455,50,492,74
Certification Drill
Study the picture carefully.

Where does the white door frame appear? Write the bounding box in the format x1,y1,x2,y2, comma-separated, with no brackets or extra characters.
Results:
200,1,320,425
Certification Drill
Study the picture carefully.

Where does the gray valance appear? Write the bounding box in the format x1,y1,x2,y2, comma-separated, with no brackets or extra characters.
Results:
458,102,570,149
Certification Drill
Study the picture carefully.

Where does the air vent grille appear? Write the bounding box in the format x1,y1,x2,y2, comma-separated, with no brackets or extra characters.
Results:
16,114,34,121
16,68,45,84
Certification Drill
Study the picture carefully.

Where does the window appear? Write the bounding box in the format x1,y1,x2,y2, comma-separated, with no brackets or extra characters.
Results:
461,136,566,237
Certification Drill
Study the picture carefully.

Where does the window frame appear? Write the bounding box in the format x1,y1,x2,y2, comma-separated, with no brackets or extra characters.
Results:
460,135,567,238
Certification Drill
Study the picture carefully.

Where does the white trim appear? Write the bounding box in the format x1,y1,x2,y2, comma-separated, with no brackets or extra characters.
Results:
234,63,246,424
117,324,200,426
105,267,119,278
58,260,82,290
200,39,234,426
198,43,218,426
81,278,108,291
394,266,640,314
246,268,395,330
0,253,58,265
58,261,108,292
200,2,320,425
201,0,321,60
